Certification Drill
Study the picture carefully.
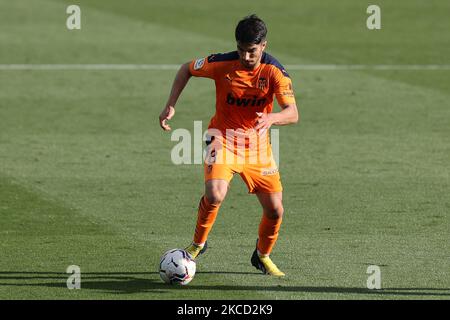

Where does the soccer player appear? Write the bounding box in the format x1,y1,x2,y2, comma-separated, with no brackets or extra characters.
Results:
159,14,298,276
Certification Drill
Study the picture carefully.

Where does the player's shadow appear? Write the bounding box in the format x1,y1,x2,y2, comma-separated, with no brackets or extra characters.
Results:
0,271,168,295
0,271,449,297
0,271,258,295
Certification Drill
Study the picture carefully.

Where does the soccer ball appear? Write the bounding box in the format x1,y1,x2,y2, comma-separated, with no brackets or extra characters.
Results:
159,249,196,285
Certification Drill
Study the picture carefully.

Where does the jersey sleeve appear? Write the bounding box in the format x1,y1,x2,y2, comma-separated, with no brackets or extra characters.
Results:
272,69,296,107
189,56,217,79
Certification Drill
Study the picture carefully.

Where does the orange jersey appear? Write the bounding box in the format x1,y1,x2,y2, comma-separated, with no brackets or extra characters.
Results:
189,51,296,135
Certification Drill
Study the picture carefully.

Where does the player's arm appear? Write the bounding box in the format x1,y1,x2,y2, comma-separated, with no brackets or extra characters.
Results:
159,62,192,131
267,103,299,125
255,69,299,134
255,103,298,135
159,57,216,131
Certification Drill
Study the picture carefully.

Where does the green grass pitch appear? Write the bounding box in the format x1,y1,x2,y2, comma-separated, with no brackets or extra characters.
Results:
0,0,449,299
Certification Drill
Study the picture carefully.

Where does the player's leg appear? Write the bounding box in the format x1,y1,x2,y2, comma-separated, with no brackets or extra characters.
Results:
251,191,285,276
240,150,285,275
256,191,284,256
186,135,236,259
186,179,229,258
197,179,229,241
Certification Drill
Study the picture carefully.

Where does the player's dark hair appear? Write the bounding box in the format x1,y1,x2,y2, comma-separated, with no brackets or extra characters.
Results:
235,14,267,44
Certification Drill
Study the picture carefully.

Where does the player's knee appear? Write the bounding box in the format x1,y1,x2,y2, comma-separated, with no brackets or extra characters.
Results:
206,192,225,205
205,188,227,205
205,180,228,205
265,204,284,219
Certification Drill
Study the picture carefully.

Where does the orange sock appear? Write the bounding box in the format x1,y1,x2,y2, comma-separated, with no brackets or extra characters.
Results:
257,214,283,256
193,196,221,245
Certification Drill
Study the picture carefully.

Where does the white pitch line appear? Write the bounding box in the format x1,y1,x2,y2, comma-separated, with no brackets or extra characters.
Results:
0,64,180,70
1,64,450,71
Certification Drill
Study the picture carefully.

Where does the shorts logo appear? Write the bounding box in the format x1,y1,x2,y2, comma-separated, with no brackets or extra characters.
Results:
205,147,217,165
210,149,216,162
194,58,205,70
261,168,279,176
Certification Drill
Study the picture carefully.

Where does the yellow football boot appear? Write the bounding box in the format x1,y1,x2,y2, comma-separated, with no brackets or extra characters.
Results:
251,248,285,276
185,241,208,259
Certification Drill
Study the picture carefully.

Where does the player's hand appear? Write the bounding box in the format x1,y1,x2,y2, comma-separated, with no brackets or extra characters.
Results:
159,105,175,131
255,112,274,136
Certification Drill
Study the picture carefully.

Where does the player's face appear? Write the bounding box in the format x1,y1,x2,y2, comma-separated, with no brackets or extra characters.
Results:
237,41,267,69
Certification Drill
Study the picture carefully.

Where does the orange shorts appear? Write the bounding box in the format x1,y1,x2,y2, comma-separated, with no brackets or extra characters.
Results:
204,136,282,194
